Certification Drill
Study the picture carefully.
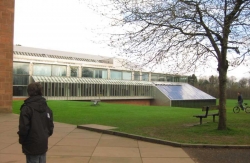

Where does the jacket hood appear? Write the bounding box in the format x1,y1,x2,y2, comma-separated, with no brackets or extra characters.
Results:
24,96,47,113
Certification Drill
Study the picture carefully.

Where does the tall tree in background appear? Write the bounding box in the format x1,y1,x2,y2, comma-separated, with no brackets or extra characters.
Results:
89,0,250,130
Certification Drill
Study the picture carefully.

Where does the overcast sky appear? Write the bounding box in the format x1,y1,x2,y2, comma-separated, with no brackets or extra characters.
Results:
14,0,115,56
13,0,249,80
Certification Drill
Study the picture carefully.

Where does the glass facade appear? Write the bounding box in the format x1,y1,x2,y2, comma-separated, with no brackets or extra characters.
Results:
13,62,29,75
13,61,188,100
134,71,140,81
13,62,29,96
110,70,122,80
52,65,66,76
70,67,78,77
151,73,159,81
156,84,215,100
166,76,173,82
33,64,52,76
142,72,149,81
151,73,188,82
151,73,171,81
82,67,107,79
33,64,66,76
122,71,132,80
12,48,214,108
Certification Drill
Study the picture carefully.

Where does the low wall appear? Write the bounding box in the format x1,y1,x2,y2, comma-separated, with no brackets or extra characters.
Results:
103,99,151,106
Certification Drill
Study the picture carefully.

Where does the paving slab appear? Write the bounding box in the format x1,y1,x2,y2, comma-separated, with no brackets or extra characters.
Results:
89,157,143,163
0,114,195,163
97,137,138,147
140,147,190,158
92,147,141,157
0,154,25,163
56,137,99,147
47,156,90,163
142,158,195,163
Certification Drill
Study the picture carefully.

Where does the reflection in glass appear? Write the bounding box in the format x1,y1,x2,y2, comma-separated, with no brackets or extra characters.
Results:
13,62,29,75
142,73,149,81
13,86,28,96
110,70,122,80
13,75,29,85
123,71,132,80
166,76,173,82
151,73,159,81
95,69,107,79
52,65,66,76
70,67,78,77
159,74,167,81
82,68,93,77
134,71,140,81
33,64,51,76
82,67,107,79
156,84,215,100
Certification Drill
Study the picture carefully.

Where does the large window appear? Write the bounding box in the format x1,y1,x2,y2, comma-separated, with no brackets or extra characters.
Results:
142,72,149,81
13,62,29,96
52,65,66,76
33,64,51,76
151,73,168,81
110,70,122,80
82,67,107,79
33,64,66,76
82,68,93,77
151,73,159,81
13,62,29,75
122,71,132,80
70,67,78,77
159,74,167,81
166,76,173,82
94,69,107,79
111,70,132,80
134,71,140,81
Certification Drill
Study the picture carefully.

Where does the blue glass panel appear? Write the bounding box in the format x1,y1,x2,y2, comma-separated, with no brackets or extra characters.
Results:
156,84,215,100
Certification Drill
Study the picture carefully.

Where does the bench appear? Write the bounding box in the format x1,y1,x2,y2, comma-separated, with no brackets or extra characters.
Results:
193,105,219,125
91,99,100,106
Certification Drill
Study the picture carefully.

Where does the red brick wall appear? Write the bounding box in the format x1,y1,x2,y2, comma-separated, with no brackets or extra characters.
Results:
0,0,14,113
103,99,151,106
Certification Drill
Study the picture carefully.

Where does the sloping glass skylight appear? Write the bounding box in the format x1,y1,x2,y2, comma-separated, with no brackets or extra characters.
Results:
156,83,215,100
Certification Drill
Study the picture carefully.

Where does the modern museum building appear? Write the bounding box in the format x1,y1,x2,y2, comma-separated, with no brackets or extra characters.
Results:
13,45,216,107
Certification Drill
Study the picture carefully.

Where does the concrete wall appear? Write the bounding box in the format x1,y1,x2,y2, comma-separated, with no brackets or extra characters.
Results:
151,87,171,106
0,0,14,113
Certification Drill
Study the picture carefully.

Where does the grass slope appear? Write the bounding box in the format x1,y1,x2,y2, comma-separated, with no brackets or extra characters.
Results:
13,99,250,145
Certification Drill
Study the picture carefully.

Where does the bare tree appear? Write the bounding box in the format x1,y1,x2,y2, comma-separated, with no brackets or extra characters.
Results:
87,0,250,130
227,76,237,89
238,77,248,88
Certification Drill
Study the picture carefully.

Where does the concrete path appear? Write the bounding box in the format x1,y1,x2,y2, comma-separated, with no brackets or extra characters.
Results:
0,113,194,163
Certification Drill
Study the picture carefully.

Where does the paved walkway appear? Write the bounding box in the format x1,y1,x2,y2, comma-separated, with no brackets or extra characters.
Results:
0,113,194,163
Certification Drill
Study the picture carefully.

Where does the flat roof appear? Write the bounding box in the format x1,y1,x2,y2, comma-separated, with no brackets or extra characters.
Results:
14,46,111,60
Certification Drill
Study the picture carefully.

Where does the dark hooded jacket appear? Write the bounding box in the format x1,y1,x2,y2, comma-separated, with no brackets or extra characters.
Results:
18,96,54,155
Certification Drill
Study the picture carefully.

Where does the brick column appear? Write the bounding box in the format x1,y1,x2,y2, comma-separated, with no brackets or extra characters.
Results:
0,0,15,113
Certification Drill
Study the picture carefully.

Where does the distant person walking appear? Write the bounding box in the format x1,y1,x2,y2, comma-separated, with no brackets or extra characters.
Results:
17,82,54,163
238,92,244,110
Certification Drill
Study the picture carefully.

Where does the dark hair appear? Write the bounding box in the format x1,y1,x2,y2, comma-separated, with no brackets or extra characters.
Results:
27,82,43,96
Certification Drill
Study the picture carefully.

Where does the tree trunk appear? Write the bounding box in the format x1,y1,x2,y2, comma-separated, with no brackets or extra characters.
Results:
217,62,228,130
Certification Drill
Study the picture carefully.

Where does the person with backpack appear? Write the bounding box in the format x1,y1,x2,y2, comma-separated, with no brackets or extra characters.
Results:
18,82,54,163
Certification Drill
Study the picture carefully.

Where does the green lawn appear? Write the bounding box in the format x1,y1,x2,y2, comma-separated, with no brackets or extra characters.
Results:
12,99,250,145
